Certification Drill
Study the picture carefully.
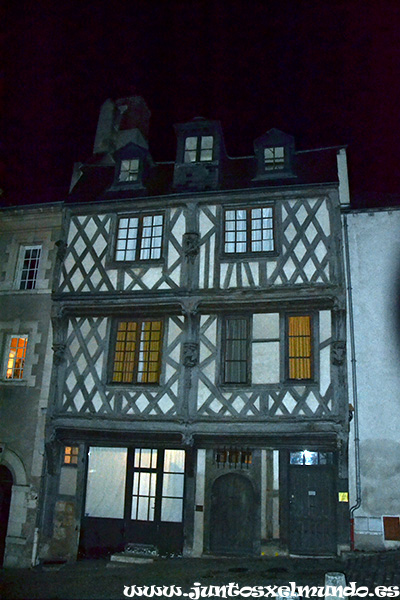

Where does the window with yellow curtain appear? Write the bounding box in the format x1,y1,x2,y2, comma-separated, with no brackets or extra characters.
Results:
288,315,312,379
111,319,163,384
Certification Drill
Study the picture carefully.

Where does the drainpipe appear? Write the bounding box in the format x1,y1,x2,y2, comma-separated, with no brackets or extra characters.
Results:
343,213,361,550
31,527,39,567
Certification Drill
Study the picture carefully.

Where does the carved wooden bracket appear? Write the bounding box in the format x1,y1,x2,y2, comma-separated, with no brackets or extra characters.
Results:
183,232,200,263
55,240,67,264
52,343,67,365
332,341,346,366
183,342,199,368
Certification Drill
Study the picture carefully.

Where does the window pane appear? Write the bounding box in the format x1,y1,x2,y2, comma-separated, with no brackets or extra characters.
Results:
139,214,163,260
162,473,184,498
264,146,285,170
224,318,248,383
251,207,274,252
224,210,248,253
161,497,183,523
164,449,185,473
6,336,28,379
19,246,41,290
185,136,197,150
134,448,157,469
116,218,138,261
137,321,163,383
85,447,127,518
112,322,137,383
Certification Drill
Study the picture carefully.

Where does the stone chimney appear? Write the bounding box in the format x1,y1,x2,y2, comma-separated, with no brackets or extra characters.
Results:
93,96,151,155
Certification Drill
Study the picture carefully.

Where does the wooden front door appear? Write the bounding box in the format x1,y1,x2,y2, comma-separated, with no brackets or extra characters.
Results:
289,461,336,555
0,466,13,566
80,447,185,557
210,473,255,555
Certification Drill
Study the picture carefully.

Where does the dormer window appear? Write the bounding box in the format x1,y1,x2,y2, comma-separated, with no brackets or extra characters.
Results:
253,129,295,181
184,135,214,162
264,146,285,170
119,159,140,182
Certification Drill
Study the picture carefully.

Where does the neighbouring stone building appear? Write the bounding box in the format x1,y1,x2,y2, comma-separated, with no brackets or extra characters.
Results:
0,203,62,566
35,96,352,561
344,207,400,551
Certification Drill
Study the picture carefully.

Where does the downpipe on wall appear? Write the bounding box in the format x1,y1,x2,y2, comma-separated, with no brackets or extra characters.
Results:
343,213,361,550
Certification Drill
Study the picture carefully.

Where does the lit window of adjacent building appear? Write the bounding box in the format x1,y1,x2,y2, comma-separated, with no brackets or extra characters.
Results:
111,320,163,384
115,214,163,261
224,207,274,254
18,246,41,290
5,336,28,379
288,315,312,380
264,146,285,170
184,135,214,162
119,159,140,182
64,446,79,465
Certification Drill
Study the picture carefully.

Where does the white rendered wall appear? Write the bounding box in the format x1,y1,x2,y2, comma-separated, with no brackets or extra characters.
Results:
345,209,400,549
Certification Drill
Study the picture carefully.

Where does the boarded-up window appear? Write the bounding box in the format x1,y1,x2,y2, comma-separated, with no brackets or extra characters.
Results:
112,320,163,384
383,516,400,540
288,316,312,379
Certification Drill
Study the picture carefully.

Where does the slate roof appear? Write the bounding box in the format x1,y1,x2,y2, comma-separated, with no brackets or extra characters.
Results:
66,146,343,205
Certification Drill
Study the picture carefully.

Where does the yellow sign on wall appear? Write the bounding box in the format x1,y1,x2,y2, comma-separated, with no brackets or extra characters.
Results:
338,492,349,502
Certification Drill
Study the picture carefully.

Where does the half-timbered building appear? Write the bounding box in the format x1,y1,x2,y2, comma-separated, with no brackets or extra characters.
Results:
40,96,351,560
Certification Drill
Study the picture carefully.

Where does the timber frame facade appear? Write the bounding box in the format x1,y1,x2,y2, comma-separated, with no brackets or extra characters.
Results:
40,96,351,560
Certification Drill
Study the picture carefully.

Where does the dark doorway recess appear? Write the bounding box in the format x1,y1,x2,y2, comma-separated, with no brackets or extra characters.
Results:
210,472,255,555
289,463,336,555
0,465,13,566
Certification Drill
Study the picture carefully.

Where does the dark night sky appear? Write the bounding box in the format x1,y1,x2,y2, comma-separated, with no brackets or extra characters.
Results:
3,1,400,208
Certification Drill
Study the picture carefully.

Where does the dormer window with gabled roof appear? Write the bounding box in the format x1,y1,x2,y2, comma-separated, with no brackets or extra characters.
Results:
111,141,153,191
253,129,295,181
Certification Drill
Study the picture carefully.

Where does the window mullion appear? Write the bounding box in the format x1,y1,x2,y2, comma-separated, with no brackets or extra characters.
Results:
246,208,252,253
132,320,142,383
136,217,144,261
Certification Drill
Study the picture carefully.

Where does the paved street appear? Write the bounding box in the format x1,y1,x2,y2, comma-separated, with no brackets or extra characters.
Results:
1,551,400,600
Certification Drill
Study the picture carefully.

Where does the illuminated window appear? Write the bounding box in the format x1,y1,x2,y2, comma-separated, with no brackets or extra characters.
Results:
111,320,163,384
288,316,312,380
184,135,213,162
115,214,163,261
224,207,274,254
64,446,79,465
214,448,252,469
5,336,28,379
290,451,333,466
119,159,140,182
264,146,285,170
18,246,41,290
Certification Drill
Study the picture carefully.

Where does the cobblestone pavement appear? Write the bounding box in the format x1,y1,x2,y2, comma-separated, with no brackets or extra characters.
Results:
0,551,399,599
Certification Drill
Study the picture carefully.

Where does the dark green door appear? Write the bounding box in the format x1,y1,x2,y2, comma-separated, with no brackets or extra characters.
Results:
289,465,336,555
210,473,255,555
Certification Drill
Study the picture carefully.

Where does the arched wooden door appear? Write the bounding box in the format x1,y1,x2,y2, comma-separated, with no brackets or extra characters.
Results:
210,472,255,555
0,466,13,566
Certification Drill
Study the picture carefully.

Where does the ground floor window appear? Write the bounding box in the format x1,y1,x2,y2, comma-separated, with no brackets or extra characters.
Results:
81,447,186,557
